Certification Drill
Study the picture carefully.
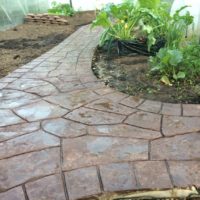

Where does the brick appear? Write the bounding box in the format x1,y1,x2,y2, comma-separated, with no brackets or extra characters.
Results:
100,163,137,192
65,167,101,200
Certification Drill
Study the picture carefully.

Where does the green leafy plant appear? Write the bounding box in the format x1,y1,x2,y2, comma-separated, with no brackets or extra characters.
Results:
181,43,200,79
92,0,162,49
150,48,184,85
48,1,75,16
164,6,193,48
93,0,198,86
150,41,200,85
149,6,195,85
138,0,161,10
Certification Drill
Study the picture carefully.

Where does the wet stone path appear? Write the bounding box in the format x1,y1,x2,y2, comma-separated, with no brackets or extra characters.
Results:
0,25,199,200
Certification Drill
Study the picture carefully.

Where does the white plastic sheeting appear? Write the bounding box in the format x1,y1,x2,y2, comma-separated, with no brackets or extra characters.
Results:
0,0,124,30
0,0,49,30
48,0,123,11
0,0,189,31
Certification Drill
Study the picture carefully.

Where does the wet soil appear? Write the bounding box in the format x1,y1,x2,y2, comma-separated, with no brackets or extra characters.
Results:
92,47,200,104
0,11,95,78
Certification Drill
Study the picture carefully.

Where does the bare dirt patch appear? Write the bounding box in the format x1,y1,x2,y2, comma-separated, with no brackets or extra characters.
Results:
92,47,200,104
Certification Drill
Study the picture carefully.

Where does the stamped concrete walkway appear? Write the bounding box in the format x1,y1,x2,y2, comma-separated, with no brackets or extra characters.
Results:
0,25,199,200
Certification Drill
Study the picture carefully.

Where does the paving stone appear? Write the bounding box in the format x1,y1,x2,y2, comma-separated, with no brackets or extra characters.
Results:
26,174,66,200
49,79,84,93
76,67,94,77
48,56,64,63
168,161,200,188
59,57,78,64
7,78,49,90
38,61,60,68
0,77,17,83
0,148,60,191
83,81,105,90
7,79,58,96
50,62,76,71
102,92,128,103
55,75,78,82
183,104,200,116
42,118,87,138
88,124,161,139
0,130,60,159
0,89,38,109
14,68,30,73
120,96,144,108
45,77,76,85
0,24,199,195
0,83,7,89
65,107,126,125
65,167,101,200
86,98,136,115
162,116,200,136
161,103,181,116
100,163,137,192
138,100,162,113
95,88,115,95
79,75,98,83
133,161,172,189
151,133,200,160
0,187,25,200
27,84,58,97
6,72,24,78
48,69,76,77
63,136,148,170
44,89,98,110
22,72,49,79
0,122,40,142
14,100,68,121
76,63,92,76
32,66,57,72
125,111,161,131
0,109,24,127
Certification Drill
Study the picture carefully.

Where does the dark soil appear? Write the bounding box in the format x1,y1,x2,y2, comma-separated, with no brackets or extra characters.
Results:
0,11,95,78
92,47,200,104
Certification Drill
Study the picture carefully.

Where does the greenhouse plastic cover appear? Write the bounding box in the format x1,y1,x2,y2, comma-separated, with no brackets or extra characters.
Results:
0,0,124,30
0,0,174,31
0,0,49,30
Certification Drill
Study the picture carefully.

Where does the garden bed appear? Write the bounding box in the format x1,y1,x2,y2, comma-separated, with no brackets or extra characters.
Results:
91,0,200,104
92,47,200,104
0,11,95,78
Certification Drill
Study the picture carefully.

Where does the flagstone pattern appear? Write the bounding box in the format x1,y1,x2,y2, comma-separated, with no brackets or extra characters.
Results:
0,25,199,200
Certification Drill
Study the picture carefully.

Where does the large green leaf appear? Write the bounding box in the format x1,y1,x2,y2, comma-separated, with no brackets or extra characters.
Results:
169,49,183,66
138,0,160,9
177,71,186,79
92,12,110,28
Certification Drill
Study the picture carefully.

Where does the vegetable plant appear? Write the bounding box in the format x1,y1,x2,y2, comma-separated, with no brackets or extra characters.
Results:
92,0,163,50
48,1,75,16
164,6,193,48
181,43,200,79
93,0,199,86
150,48,184,85
150,41,200,85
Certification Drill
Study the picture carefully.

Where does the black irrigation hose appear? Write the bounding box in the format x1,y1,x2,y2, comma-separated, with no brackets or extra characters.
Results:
117,38,166,56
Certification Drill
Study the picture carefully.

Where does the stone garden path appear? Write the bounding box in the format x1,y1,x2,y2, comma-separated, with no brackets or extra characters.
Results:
0,25,199,200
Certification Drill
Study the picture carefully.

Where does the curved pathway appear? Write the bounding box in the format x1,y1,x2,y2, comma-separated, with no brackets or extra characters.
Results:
0,25,199,200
